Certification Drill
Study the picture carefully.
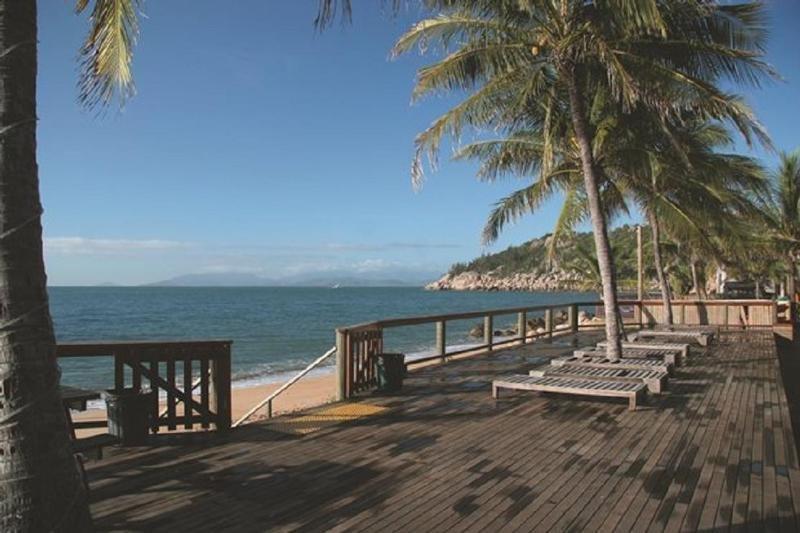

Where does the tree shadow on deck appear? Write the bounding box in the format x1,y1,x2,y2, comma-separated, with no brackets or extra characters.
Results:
775,334,800,462
91,454,397,531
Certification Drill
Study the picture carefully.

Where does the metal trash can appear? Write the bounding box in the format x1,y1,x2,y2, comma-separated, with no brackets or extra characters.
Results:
105,389,154,446
376,353,406,392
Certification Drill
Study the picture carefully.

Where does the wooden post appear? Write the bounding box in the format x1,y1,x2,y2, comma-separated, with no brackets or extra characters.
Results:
545,309,553,339
518,312,527,344
484,315,493,351
569,304,578,332
210,344,232,432
680,303,686,325
336,329,348,401
436,320,446,361
636,224,643,325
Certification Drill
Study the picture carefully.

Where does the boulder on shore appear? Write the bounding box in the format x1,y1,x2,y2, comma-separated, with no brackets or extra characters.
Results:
425,269,582,292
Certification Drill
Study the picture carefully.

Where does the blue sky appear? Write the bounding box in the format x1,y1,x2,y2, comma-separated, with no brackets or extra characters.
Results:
38,1,800,285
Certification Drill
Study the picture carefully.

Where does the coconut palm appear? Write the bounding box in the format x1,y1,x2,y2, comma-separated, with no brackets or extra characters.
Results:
763,151,800,297
390,0,774,358
609,116,768,322
456,92,767,326
0,1,139,528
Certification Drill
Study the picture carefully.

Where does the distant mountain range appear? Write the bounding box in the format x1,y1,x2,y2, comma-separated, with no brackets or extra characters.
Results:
145,270,439,288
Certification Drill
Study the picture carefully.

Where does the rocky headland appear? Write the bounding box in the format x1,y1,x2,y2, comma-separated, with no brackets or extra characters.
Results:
425,269,583,292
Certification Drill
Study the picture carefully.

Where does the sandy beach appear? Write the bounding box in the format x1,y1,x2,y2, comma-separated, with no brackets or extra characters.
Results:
73,372,337,437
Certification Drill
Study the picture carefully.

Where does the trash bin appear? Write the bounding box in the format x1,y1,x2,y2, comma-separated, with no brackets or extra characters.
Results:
105,389,154,446
376,353,405,392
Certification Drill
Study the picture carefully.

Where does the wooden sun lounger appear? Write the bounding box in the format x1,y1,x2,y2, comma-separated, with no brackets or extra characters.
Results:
529,365,667,394
574,346,680,366
630,329,712,346
597,340,690,359
551,355,673,376
492,374,645,410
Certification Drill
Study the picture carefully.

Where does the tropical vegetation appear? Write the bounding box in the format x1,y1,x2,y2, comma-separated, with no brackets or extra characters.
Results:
0,0,794,527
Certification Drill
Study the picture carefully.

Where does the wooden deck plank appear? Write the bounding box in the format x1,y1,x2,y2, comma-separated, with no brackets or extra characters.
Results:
84,330,800,532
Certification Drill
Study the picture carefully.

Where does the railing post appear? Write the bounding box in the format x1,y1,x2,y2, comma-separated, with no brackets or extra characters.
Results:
518,312,527,344
545,309,553,339
336,329,348,401
724,304,729,329
211,344,232,432
436,320,446,362
569,304,578,332
484,315,493,351
680,303,686,325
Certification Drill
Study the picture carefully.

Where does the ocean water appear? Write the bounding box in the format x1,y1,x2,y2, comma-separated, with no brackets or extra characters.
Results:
51,287,596,390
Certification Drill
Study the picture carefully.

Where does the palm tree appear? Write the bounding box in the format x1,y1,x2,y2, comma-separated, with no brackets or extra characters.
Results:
764,151,800,298
0,1,138,528
608,117,768,323
390,1,773,358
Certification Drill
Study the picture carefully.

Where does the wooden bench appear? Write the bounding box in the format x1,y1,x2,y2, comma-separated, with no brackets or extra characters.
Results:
630,329,712,346
551,355,673,376
529,365,667,394
72,434,119,461
597,341,690,359
574,346,680,367
492,374,645,410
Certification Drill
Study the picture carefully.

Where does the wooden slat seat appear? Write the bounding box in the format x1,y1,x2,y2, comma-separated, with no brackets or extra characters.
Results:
630,329,713,346
574,346,679,366
551,355,673,375
71,433,119,460
529,364,668,394
597,341,690,359
492,374,646,410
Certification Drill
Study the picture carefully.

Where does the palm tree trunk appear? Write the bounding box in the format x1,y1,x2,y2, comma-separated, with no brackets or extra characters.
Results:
690,259,701,299
788,254,796,301
0,1,93,529
648,210,673,325
695,259,708,299
566,71,622,359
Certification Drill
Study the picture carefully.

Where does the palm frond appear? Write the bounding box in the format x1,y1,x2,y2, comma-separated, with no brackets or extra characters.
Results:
76,0,140,108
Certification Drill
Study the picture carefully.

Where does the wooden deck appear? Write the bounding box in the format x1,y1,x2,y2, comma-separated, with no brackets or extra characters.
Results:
86,330,800,531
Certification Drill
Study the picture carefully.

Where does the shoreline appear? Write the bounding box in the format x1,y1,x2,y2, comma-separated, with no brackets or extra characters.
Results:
73,372,338,437
72,327,598,437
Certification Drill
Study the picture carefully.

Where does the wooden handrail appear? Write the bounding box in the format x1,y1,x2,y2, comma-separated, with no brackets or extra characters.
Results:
56,339,232,432
339,301,596,332
57,340,232,358
335,298,779,400
232,345,337,427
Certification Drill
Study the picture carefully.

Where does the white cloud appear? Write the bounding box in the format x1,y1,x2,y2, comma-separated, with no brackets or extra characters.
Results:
45,237,191,255
352,259,398,272
196,264,267,274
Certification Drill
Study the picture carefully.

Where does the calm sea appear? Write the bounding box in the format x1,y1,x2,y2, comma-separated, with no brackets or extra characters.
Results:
51,287,596,390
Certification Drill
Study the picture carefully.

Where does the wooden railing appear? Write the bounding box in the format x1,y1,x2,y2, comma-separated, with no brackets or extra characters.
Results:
336,301,590,400
57,340,232,432
335,298,780,400
635,299,776,328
